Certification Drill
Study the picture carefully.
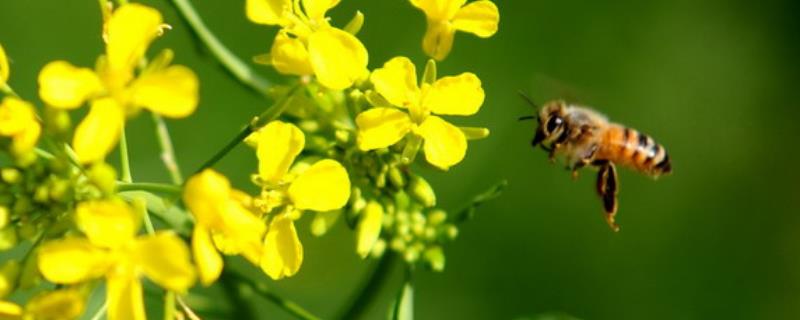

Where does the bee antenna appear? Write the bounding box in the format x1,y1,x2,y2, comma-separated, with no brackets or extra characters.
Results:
518,115,536,121
517,91,539,109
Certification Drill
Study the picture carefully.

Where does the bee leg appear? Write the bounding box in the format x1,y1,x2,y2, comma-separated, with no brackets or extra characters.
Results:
548,144,560,163
596,162,620,232
571,145,598,180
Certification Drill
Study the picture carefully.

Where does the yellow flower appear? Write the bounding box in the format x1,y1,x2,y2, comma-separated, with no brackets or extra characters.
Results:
183,169,267,285
37,3,199,164
0,289,86,320
37,199,195,320
356,57,486,170
250,121,351,279
410,0,499,60
246,0,368,90
0,43,9,86
0,97,42,156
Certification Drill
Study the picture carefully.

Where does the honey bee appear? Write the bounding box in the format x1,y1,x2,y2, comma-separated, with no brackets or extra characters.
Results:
519,94,672,232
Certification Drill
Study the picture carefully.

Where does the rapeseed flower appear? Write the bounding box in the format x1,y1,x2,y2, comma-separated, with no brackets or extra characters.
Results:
37,199,195,320
37,4,198,164
356,57,487,170
0,97,41,157
246,0,368,90
183,169,267,285
410,0,499,60
250,121,351,279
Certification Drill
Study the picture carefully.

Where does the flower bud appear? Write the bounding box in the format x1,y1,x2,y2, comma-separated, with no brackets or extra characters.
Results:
0,260,20,297
88,162,117,195
388,166,405,188
428,209,447,226
407,175,436,207
0,206,8,229
0,227,17,250
424,246,445,272
1,168,20,184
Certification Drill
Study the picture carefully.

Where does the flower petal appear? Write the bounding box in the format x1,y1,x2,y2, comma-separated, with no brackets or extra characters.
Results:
106,4,163,72
76,199,139,249
183,169,231,228
308,28,368,90
422,20,456,61
134,232,196,292
370,57,420,108
270,31,314,76
246,0,290,25
25,289,86,320
288,159,351,212
218,200,267,265
418,115,467,170
130,65,199,118
11,122,41,156
261,215,303,280
453,0,499,37
37,61,103,109
0,301,21,318
0,97,37,136
72,97,124,164
302,0,340,21
355,107,413,150
423,73,484,115
0,44,9,85
356,201,383,258
256,121,305,184
107,273,146,320
192,225,223,286
410,0,467,20
38,238,109,284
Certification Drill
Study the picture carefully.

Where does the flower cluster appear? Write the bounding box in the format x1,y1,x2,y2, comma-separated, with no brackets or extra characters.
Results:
0,0,500,319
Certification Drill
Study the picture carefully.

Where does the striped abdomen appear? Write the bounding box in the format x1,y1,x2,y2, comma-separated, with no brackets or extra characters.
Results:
596,125,671,176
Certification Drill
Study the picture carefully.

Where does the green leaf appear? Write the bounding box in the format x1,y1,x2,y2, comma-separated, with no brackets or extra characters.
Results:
389,282,414,320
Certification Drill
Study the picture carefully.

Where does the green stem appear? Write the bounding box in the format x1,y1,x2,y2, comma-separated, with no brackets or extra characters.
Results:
116,182,182,196
89,302,108,320
151,113,184,184
1,83,18,97
225,269,321,320
164,291,176,320
194,85,300,173
337,252,398,320
169,0,271,96
119,127,132,183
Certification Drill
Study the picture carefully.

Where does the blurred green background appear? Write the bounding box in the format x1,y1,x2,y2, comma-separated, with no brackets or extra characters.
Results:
2,0,800,319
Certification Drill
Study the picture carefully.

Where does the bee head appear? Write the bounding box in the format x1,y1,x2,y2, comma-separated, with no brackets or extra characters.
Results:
532,101,568,148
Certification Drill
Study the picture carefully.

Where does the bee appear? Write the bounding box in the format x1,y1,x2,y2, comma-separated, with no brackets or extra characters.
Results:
519,94,672,232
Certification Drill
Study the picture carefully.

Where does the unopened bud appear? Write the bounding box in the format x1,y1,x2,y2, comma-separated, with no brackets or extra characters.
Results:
424,246,445,272
0,227,17,250
407,175,436,207
0,260,20,297
88,163,117,195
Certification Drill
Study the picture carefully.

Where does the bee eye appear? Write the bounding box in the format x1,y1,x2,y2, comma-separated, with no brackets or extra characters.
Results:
546,116,563,133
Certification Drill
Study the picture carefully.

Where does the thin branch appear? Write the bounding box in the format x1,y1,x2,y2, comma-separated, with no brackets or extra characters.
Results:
224,269,321,320
116,182,182,196
119,127,133,183
337,252,398,320
169,0,271,96
194,85,300,173
152,113,184,184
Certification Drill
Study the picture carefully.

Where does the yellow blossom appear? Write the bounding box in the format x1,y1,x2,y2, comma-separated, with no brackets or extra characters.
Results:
356,57,486,170
183,169,266,285
249,121,351,279
37,199,196,320
37,3,199,164
246,0,368,90
410,0,499,60
0,43,9,86
0,97,42,156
